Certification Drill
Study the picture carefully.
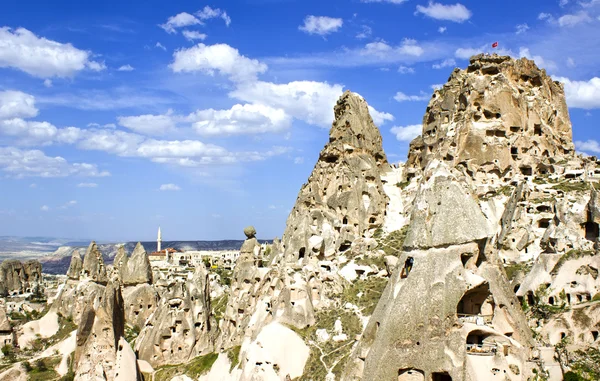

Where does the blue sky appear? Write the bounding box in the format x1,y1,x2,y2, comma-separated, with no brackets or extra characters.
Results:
0,0,599,242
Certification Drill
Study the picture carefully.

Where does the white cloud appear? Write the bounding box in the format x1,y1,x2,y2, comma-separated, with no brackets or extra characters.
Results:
87,60,106,71
196,6,231,26
190,103,291,136
394,91,429,102
360,0,407,3
538,13,554,21
117,64,134,71
182,30,207,41
29,183,37,188
398,65,415,74
59,200,77,209
431,83,443,90
516,23,530,35
40,205,49,212
576,140,600,154
160,12,202,34
87,122,116,129
356,25,372,39
361,39,424,58
299,16,343,36
155,42,167,51
159,183,181,191
0,27,102,78
438,26,447,33
170,43,268,82
77,182,98,188
415,2,472,23
294,156,304,164
0,147,110,178
432,58,456,69
558,11,592,27
554,76,600,109
43,79,52,88
117,111,176,136
455,47,481,59
368,105,394,126
0,90,38,119
391,124,422,141
567,57,576,67
230,80,344,128
560,0,570,7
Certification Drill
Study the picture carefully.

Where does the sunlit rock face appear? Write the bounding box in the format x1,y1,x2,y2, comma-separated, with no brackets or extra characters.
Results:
280,90,390,263
405,54,574,189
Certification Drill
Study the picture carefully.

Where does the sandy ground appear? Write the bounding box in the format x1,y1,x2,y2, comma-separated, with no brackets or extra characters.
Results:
17,311,60,348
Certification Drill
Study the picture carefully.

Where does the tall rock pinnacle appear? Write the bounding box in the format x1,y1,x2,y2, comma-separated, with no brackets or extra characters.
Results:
405,54,575,184
280,90,390,262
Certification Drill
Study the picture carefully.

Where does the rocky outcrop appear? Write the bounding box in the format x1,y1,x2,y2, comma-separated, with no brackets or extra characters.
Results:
135,265,214,368
280,91,390,263
67,250,83,280
0,259,42,296
123,284,158,329
82,241,108,285
74,282,138,381
405,54,574,189
121,243,153,286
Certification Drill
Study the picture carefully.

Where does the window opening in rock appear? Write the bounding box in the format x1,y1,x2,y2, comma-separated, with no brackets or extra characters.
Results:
592,331,598,341
398,368,424,381
520,166,533,176
538,219,551,229
457,283,490,316
432,372,452,381
298,247,306,259
534,124,542,136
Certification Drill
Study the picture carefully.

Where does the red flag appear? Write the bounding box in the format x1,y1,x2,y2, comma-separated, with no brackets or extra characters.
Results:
492,41,499,48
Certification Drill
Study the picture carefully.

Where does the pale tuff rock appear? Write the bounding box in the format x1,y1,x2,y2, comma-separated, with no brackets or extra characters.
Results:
122,284,159,329
67,250,83,280
405,54,574,190
74,282,136,381
82,241,108,285
113,246,127,273
403,161,492,249
240,226,261,264
0,306,11,333
281,91,390,263
114,337,141,381
0,259,42,296
135,265,214,368
121,242,153,286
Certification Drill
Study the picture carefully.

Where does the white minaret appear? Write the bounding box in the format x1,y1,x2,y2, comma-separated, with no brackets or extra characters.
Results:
157,226,162,252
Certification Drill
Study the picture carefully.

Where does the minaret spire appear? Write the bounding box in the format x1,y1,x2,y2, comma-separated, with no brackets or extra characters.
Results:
157,226,162,252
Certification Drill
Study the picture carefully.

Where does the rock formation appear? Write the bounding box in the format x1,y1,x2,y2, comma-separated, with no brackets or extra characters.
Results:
67,250,83,280
135,265,214,368
405,54,575,192
74,282,139,381
280,91,390,263
82,241,108,285
0,259,43,296
121,243,153,286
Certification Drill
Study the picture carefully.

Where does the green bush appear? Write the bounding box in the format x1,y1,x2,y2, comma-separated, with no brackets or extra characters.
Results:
564,371,583,381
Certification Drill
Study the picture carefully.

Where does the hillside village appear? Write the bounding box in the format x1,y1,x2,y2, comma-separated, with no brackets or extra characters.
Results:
0,55,599,381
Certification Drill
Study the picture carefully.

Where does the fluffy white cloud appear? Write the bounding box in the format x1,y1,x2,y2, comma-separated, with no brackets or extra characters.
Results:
59,200,77,209
117,64,134,71
77,182,98,188
554,76,600,109
438,26,447,33
170,43,267,82
87,61,106,71
394,91,429,102
40,205,49,211
558,11,592,27
118,111,176,136
230,80,344,128
415,2,472,23
159,12,202,34
576,140,600,154
159,183,181,191
43,79,52,87
155,42,167,51
0,90,38,119
516,23,530,34
455,47,481,59
391,124,422,141
0,147,110,178
432,58,456,69
299,16,343,36
538,12,553,21
182,30,207,41
0,27,103,78
356,25,372,39
368,106,394,126
190,103,291,136
196,6,231,26
294,157,304,164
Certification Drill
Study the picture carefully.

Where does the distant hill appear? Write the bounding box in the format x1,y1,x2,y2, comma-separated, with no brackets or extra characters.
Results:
0,237,271,275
